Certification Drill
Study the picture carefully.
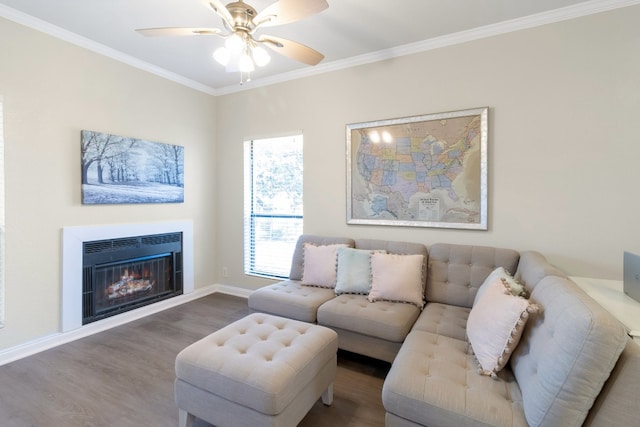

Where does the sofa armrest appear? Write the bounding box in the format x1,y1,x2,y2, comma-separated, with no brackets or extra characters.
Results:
514,251,566,292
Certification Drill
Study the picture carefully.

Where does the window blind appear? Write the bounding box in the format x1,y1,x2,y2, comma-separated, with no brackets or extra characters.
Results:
243,135,303,279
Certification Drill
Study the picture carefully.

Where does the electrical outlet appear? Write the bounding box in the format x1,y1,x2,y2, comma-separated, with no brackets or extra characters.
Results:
222,267,229,277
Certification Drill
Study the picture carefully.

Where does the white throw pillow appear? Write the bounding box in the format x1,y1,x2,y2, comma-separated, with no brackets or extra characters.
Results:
474,266,526,306
301,243,346,288
467,278,539,377
368,253,424,308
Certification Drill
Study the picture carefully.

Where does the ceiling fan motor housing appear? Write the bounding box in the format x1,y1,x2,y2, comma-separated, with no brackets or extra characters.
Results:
226,2,258,33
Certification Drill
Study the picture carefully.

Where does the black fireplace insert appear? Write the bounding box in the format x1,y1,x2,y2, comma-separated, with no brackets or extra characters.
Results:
82,232,183,324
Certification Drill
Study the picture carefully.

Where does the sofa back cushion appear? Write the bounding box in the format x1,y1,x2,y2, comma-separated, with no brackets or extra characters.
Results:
354,238,428,292
289,235,355,281
510,276,627,427
514,250,566,292
426,243,519,308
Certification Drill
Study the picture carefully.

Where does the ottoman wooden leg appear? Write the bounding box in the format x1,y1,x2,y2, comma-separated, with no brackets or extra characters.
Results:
321,383,334,406
179,408,196,427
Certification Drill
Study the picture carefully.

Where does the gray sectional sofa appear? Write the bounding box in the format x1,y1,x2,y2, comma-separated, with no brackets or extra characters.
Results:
248,235,640,427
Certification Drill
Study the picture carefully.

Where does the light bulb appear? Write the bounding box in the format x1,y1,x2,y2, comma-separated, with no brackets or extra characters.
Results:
252,46,271,67
369,131,381,143
225,34,244,53
213,47,230,66
238,54,255,73
382,131,393,143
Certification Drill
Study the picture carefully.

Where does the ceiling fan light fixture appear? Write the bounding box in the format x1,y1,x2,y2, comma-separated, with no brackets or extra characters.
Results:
252,46,271,67
225,33,244,53
137,0,328,85
213,46,231,66
238,53,255,73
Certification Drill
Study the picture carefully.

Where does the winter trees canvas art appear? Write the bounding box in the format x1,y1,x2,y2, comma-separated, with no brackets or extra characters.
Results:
81,130,184,204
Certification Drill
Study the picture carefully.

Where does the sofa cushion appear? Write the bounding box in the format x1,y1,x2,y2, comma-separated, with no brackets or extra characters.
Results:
510,276,628,427
335,247,381,295
467,278,538,376
368,253,425,308
317,294,420,343
248,280,336,323
426,243,520,308
382,330,528,427
288,235,355,281
412,302,470,341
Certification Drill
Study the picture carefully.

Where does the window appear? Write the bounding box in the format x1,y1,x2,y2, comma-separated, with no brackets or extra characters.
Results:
0,98,5,327
244,134,303,279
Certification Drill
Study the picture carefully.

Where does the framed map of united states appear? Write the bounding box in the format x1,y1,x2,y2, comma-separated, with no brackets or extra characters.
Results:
346,107,488,230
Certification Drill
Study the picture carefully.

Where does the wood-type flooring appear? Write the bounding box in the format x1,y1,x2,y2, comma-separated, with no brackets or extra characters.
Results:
0,293,390,427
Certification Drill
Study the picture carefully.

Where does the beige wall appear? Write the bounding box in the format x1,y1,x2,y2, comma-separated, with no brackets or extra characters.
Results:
0,18,217,350
2,5,639,352
215,5,640,291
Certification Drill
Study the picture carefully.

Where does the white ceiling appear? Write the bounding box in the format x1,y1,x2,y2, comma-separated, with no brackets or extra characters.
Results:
1,0,635,94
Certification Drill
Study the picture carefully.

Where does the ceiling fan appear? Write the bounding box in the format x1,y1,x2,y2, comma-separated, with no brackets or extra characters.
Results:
136,0,328,80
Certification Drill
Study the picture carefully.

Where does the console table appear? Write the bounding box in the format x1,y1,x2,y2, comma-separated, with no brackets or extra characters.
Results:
571,277,640,342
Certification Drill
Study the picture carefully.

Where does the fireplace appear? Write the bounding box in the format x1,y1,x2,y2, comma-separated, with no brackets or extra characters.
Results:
82,232,183,324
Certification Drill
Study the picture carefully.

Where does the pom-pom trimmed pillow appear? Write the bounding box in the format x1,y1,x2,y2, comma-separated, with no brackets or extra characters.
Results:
335,247,385,295
474,266,526,307
301,243,347,288
367,253,424,308
467,278,539,377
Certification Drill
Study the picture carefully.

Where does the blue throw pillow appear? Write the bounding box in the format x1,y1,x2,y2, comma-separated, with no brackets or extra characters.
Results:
335,247,384,295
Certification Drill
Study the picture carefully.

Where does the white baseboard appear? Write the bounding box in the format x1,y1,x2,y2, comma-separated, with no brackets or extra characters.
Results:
215,284,253,299
0,283,251,367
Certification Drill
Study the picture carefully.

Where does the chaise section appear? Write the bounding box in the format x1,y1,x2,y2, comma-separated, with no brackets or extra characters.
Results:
382,330,528,427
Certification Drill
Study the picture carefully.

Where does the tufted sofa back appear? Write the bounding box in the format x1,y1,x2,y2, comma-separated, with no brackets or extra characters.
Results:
425,243,520,308
288,235,355,281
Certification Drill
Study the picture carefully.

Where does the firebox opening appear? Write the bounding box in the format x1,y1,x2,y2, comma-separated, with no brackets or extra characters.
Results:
82,232,183,324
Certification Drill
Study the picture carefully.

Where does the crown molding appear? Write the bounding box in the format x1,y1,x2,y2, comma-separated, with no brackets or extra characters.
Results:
2,0,639,97
0,4,217,96
215,0,640,95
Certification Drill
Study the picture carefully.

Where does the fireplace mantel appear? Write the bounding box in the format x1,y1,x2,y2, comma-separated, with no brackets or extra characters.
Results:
62,221,194,332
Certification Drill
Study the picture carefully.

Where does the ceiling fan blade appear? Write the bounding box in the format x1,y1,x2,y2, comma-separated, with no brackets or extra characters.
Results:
205,0,235,29
136,27,221,37
254,0,328,27
259,35,324,66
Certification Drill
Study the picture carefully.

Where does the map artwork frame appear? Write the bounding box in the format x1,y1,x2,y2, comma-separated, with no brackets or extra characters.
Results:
346,107,488,230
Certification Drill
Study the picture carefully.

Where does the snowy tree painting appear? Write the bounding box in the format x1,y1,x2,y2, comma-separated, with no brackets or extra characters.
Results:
81,130,184,204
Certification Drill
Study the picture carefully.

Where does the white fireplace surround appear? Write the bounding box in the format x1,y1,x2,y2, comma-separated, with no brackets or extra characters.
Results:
62,220,194,332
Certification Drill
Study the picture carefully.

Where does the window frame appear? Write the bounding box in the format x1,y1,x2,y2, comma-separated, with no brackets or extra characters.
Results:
243,134,303,279
0,98,5,328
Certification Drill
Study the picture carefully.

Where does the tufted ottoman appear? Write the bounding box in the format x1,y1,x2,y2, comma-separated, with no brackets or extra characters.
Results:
174,313,338,427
